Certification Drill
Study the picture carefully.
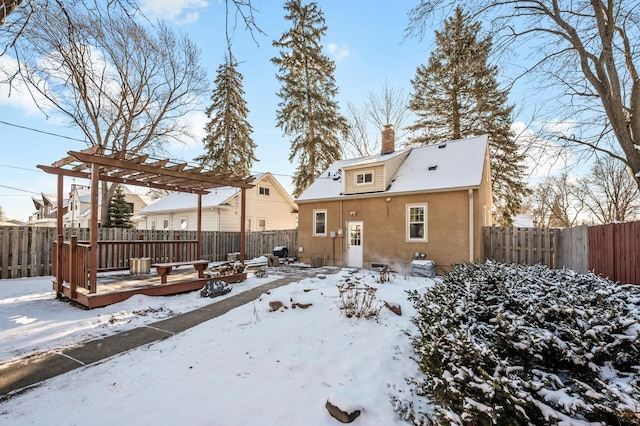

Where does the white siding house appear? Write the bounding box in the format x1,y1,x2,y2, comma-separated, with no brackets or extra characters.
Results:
64,184,154,229
137,173,298,231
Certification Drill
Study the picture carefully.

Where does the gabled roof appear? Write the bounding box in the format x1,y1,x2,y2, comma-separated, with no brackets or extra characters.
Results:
296,135,489,202
140,186,240,214
140,173,296,214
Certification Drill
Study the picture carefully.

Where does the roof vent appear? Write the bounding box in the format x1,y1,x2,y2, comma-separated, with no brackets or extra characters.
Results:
438,143,447,149
428,165,438,171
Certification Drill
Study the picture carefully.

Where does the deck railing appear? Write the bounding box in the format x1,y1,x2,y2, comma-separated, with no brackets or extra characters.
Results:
78,238,199,271
52,236,91,291
52,237,200,293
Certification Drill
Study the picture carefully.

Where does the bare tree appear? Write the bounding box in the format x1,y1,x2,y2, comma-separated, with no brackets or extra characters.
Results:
407,1,640,192
529,173,585,228
580,156,640,224
0,0,23,25
342,80,410,158
3,1,208,224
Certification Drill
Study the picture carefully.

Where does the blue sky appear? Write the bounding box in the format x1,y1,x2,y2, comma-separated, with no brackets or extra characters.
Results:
0,0,433,221
0,0,560,221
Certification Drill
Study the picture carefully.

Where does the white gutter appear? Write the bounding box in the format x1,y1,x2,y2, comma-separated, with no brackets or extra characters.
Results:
469,189,474,262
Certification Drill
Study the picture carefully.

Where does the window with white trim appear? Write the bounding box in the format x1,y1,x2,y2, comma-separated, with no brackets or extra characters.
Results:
180,218,188,230
355,171,374,185
163,219,170,230
313,209,327,236
258,219,266,231
407,204,427,241
259,186,270,196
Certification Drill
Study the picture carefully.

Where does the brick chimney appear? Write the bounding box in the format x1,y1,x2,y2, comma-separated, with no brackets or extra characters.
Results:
381,124,395,155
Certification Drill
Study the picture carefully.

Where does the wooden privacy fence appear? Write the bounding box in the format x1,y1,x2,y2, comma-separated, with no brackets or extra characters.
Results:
0,226,298,279
589,221,640,285
483,227,561,268
484,221,639,284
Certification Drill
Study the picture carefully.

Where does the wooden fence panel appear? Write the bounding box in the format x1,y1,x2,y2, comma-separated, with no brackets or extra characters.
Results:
589,221,640,284
557,225,589,274
483,227,559,269
0,226,297,279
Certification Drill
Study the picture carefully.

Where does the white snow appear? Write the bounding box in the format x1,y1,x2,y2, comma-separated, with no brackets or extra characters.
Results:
296,135,488,202
0,268,433,425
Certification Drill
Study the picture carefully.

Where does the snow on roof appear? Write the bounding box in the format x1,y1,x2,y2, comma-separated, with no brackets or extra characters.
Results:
297,135,489,202
140,186,240,214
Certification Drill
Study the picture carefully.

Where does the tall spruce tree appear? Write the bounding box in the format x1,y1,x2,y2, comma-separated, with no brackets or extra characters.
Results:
106,186,134,229
408,6,529,225
272,0,348,197
196,52,256,175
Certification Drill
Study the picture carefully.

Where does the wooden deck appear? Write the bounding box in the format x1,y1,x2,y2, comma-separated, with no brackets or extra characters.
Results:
55,267,246,309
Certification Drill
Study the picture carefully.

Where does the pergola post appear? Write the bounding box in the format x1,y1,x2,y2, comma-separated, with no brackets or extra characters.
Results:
240,188,246,263
89,163,99,293
55,174,64,295
197,193,202,260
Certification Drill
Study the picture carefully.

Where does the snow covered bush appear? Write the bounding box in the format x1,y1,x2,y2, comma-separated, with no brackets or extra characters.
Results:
400,261,640,425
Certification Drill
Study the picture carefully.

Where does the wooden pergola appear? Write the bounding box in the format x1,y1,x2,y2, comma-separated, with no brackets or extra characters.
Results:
38,146,255,308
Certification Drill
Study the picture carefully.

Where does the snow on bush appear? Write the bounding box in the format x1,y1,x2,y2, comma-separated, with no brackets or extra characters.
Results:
399,261,640,425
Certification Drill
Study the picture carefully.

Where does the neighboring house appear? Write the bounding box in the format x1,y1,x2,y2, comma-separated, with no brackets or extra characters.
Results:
512,213,534,228
28,193,68,227
137,173,298,232
0,219,26,226
295,127,493,271
65,184,153,228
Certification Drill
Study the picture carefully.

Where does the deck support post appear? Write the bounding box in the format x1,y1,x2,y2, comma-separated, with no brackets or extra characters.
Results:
89,163,99,294
240,188,246,263
70,235,78,298
55,174,64,296
197,193,202,260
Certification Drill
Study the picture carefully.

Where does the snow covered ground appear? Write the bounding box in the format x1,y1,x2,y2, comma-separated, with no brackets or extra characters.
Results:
0,267,433,425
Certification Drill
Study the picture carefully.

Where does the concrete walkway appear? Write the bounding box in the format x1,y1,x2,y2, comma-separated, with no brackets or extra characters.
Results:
0,273,314,397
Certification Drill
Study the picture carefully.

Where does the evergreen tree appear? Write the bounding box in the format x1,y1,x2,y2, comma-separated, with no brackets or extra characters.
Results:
272,0,348,197
196,53,256,175
106,186,134,229
408,6,529,225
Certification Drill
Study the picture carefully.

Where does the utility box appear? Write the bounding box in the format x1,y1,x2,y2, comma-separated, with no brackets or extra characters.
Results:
410,259,436,278
130,257,151,275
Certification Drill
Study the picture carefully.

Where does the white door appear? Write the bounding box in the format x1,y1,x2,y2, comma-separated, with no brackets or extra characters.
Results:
346,221,363,268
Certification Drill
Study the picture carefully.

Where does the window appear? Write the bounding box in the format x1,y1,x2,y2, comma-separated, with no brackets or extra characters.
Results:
150,219,156,230
313,209,327,236
258,219,266,231
163,219,169,230
355,171,373,185
180,218,188,230
407,204,427,241
259,186,270,196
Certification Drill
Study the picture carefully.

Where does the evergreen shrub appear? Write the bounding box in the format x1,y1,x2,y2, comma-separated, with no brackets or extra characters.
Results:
400,262,640,425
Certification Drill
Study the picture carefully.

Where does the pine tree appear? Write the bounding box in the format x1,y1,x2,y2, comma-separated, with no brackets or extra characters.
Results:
106,186,134,229
272,0,348,197
408,6,529,225
196,52,256,176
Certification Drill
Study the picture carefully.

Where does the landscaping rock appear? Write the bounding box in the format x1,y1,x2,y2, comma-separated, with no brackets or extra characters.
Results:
325,394,362,423
269,301,286,311
384,301,402,316
292,302,312,309
200,280,231,298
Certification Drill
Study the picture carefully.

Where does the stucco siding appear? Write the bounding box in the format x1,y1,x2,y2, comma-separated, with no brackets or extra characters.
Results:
297,190,473,272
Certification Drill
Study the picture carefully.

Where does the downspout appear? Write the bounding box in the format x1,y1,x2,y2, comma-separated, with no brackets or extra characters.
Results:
468,189,474,262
